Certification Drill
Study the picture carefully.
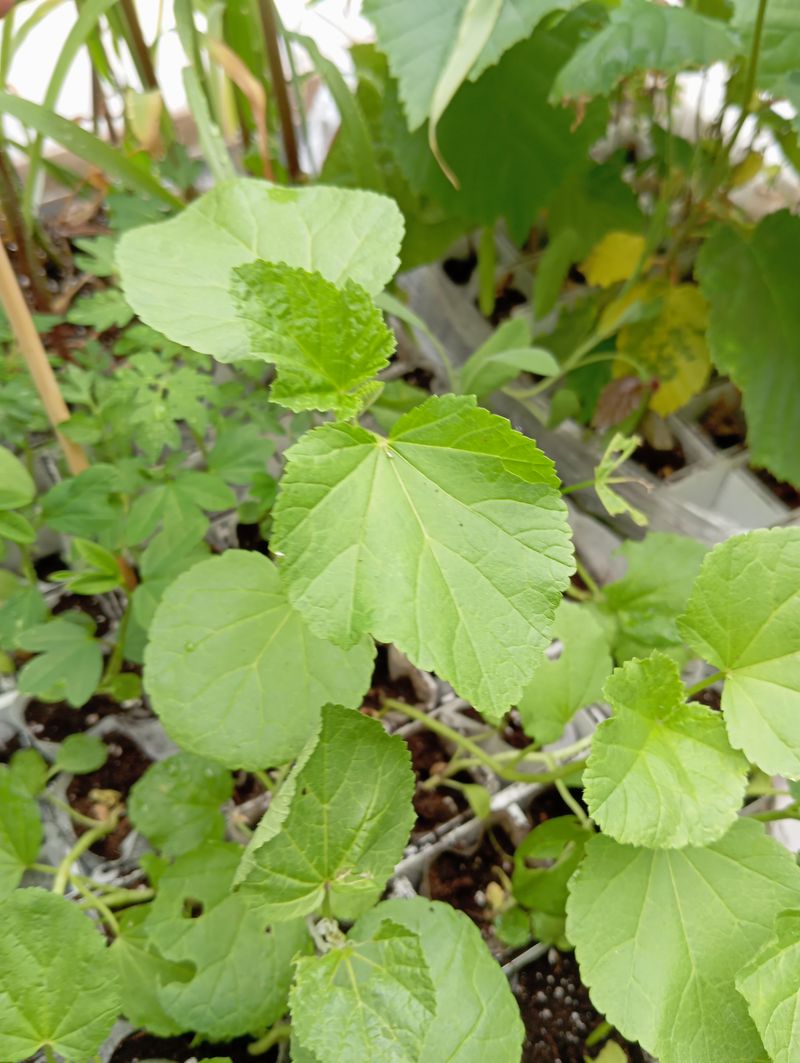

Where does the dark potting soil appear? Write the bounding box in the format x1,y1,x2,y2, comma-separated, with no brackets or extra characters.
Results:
692,685,722,712
425,825,515,933
109,1031,278,1063
360,644,420,715
489,286,527,326
700,394,747,449
754,468,800,509
236,522,271,555
442,250,477,285
67,730,152,860
501,708,532,749
33,551,68,581
52,591,115,637
632,438,686,479
25,694,120,742
527,785,587,827
405,729,469,835
231,769,267,805
515,948,645,1062
0,731,22,764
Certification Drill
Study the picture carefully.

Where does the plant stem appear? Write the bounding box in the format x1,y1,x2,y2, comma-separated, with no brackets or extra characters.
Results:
44,793,107,829
83,886,155,909
725,0,769,160
256,0,300,181
555,776,591,827
248,1022,292,1055
52,811,120,895
574,558,600,598
383,699,587,785
101,601,132,687
44,1045,56,1063
750,803,800,823
685,670,725,699
72,875,120,935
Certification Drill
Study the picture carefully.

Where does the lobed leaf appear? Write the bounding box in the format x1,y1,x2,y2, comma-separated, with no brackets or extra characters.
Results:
678,527,800,778
0,768,42,897
736,909,800,1063
272,395,573,718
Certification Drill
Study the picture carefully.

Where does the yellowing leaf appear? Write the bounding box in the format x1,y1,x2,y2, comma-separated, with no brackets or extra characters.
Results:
614,283,711,416
580,232,647,287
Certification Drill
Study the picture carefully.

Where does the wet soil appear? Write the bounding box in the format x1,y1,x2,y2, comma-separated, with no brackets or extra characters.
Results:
516,948,646,1062
25,694,120,743
231,769,267,805
425,825,515,934
754,469,800,509
632,438,686,479
109,1031,278,1063
360,644,421,715
66,730,152,860
405,729,469,836
442,250,477,286
52,589,114,637
235,522,271,555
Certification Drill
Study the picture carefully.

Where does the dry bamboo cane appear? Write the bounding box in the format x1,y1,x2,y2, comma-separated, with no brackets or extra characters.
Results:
0,237,89,475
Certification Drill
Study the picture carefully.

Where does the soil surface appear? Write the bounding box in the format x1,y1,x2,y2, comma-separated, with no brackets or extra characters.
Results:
52,591,114,637
25,694,120,743
231,769,267,805
754,468,800,509
236,522,270,555
426,825,515,935
66,730,152,860
109,1031,278,1063
516,948,645,1062
700,394,746,449
406,729,469,835
632,438,686,479
360,644,421,715
442,251,477,286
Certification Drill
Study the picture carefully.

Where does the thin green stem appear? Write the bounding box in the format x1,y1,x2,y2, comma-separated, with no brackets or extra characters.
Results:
555,777,591,827
685,670,725,699
253,768,274,792
248,1022,292,1055
561,479,595,496
72,876,120,935
725,0,769,160
52,812,120,895
384,699,588,785
574,559,600,598
91,887,155,909
100,600,131,688
44,793,106,830
750,803,800,823
44,1044,56,1063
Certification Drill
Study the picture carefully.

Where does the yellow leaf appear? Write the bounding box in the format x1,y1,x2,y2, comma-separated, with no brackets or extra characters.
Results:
614,284,711,416
580,231,647,287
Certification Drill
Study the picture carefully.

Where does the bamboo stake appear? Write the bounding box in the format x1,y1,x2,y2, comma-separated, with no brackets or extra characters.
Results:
0,238,88,474
256,0,300,182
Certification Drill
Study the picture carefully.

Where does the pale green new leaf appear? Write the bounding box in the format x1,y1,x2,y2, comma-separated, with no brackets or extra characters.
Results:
697,212,800,487
584,654,747,848
118,179,404,361
678,527,800,779
354,898,525,1062
364,0,579,130
0,889,120,1062
566,821,800,1063
517,600,612,744
512,815,588,916
290,920,436,1063
732,0,800,90
237,705,415,921
144,551,374,770
736,909,800,1063
232,262,394,417
128,753,233,856
458,318,558,398
273,395,573,718
600,532,708,662
144,842,309,1040
552,0,739,100
0,446,35,509
0,767,42,897
52,733,108,776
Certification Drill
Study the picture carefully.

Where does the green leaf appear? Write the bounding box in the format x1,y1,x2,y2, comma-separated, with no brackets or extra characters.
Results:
182,66,235,184
584,653,747,848
353,898,525,1062
273,395,573,719
130,519,210,632
290,920,436,1063
364,0,579,131
552,0,739,100
386,13,608,235
67,288,133,332
17,617,104,708
0,767,43,896
0,889,120,1062
41,465,125,541
73,235,118,278
110,906,192,1038
143,842,309,1040
0,511,36,545
144,552,374,769
600,532,708,662
593,432,648,528
697,212,800,487
8,748,48,797
237,705,414,921
369,379,429,433
512,815,588,918
0,446,35,509
128,753,233,856
208,424,276,485
117,179,404,362
566,821,800,1063
232,263,394,417
0,92,181,209
677,527,800,779
0,585,48,651
458,319,558,398
732,0,800,90
52,733,108,775
517,600,612,744
736,909,800,1063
